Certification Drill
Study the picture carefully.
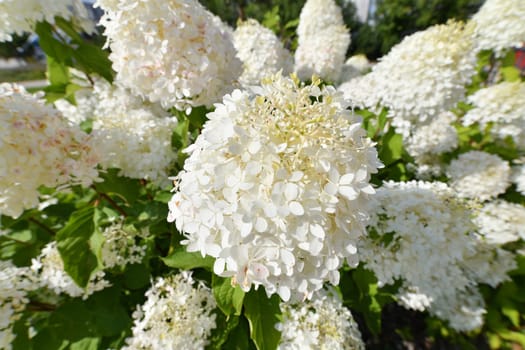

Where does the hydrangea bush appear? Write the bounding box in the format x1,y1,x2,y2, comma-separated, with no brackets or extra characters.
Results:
0,0,524,349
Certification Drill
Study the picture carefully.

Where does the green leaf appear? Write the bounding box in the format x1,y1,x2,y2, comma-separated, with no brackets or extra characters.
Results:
221,316,255,350
501,66,521,82
207,313,239,350
262,6,281,32
244,288,281,350
187,106,209,130
212,275,245,316
501,304,520,327
123,263,152,290
172,115,190,150
379,128,404,166
54,17,83,43
162,248,215,270
499,329,525,347
35,21,73,63
69,338,100,350
94,169,141,205
56,206,98,288
87,288,132,337
46,56,69,86
72,43,114,83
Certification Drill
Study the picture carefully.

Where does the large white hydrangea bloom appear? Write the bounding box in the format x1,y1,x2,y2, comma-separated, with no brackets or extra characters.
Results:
0,0,94,42
0,83,100,218
360,181,516,331
462,82,525,150
470,0,525,55
97,0,242,110
446,151,511,202
233,19,294,86
123,272,216,350
168,74,382,301
30,242,110,299
473,200,525,245
294,0,351,83
339,21,476,138
277,288,364,350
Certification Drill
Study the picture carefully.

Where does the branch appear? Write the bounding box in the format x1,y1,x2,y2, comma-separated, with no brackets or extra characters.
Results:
91,185,128,217
29,217,56,236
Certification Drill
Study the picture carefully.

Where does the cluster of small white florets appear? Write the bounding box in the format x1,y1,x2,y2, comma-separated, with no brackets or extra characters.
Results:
56,78,178,186
277,288,364,350
405,112,458,178
30,242,110,299
337,74,381,111
97,0,241,110
168,74,382,301
0,0,94,42
0,261,38,350
462,82,525,150
233,19,294,86
123,272,216,350
359,181,515,331
100,220,148,269
90,83,178,186
294,0,350,83
339,21,476,138
54,88,98,125
0,83,100,218
446,150,511,202
470,0,525,56
399,286,487,332
473,200,525,245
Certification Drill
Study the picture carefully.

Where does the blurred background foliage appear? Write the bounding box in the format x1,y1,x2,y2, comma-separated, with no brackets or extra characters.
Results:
200,0,484,59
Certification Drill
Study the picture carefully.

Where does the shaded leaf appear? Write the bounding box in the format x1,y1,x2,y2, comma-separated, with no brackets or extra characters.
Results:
244,288,281,350
56,206,98,288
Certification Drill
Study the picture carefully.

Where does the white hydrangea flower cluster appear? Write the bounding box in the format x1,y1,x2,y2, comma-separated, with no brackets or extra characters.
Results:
90,85,178,186
277,289,364,350
338,74,381,111
123,272,216,350
405,112,458,160
294,0,351,83
339,54,372,84
512,164,525,196
233,19,294,86
405,112,458,178
473,200,525,245
340,21,476,138
55,79,178,186
97,0,242,110
360,181,515,331
54,88,98,125
470,0,525,56
0,0,94,42
168,74,382,301
100,221,148,269
30,242,110,299
446,151,511,202
399,286,487,332
0,83,100,218
0,261,38,350
462,82,525,150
